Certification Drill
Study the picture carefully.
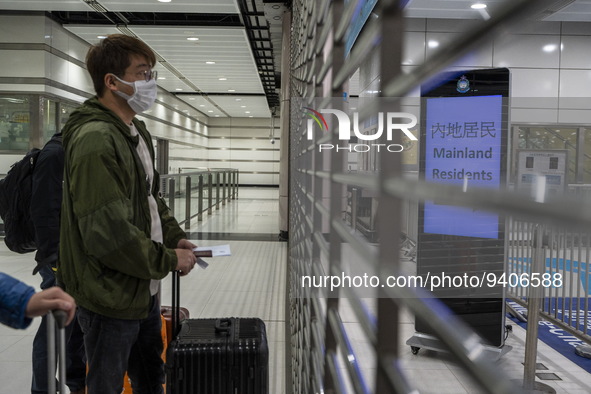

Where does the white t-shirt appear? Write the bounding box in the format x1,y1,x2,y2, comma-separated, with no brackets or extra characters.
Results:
130,124,163,296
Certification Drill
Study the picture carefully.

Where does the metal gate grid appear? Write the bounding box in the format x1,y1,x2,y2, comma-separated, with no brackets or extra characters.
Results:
507,219,591,342
286,0,591,393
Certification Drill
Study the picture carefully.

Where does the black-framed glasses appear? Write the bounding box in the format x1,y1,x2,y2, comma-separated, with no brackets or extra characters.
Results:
140,69,158,82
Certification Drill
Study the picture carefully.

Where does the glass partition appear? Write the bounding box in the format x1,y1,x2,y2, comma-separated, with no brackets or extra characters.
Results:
0,95,31,151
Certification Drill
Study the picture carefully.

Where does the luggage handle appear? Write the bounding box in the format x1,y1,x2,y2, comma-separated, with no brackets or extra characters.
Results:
215,318,232,334
47,309,68,394
172,270,181,338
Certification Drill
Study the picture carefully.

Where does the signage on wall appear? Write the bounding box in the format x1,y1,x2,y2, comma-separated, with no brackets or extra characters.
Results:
11,111,30,123
516,149,568,200
423,94,504,239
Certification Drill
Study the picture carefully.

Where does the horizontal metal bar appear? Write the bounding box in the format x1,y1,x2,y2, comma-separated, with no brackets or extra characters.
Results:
381,283,523,394
331,217,376,264
383,177,591,230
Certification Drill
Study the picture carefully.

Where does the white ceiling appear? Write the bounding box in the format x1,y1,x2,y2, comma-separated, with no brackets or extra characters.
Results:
0,0,590,119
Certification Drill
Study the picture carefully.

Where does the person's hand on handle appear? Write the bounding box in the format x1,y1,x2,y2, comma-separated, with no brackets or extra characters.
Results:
175,248,197,276
25,287,76,326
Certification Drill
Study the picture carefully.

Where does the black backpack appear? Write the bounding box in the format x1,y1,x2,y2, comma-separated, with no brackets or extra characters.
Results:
0,148,42,253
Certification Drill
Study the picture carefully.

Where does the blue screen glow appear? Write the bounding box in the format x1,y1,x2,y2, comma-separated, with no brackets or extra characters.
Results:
423,95,503,239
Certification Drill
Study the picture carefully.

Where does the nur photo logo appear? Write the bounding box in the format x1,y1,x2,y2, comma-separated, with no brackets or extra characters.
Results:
303,106,418,153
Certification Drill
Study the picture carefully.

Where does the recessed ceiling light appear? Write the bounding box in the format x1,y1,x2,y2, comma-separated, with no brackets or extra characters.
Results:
97,35,107,39
428,40,439,48
158,77,166,80
175,88,183,91
218,77,227,81
205,61,216,65
235,98,242,101
543,44,557,52
158,0,172,3
208,110,214,113
228,89,236,92
189,97,195,100
199,104,205,107
471,3,487,9
240,105,246,108
215,115,220,117
245,111,251,114
187,37,199,41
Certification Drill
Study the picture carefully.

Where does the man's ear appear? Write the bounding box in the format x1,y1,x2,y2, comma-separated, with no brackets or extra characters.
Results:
104,74,117,92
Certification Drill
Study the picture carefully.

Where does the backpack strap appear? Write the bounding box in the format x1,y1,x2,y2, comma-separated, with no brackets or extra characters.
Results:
32,252,58,275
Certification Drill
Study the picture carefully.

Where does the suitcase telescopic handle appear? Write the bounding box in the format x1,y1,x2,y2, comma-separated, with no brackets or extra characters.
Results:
172,270,181,338
52,309,68,329
215,318,232,335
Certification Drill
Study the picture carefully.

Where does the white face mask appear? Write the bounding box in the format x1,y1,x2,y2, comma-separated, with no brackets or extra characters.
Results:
113,75,157,113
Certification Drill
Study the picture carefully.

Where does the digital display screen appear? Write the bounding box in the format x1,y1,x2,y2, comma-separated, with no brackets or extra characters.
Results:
423,95,503,238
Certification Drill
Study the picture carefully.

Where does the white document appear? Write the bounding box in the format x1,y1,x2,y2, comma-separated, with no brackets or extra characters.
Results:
192,244,232,257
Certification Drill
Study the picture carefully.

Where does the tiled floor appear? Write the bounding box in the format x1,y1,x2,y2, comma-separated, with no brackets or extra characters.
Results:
1,187,591,393
0,187,286,394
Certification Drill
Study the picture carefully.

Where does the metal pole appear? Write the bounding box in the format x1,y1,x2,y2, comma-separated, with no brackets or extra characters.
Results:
216,172,220,210
208,173,213,215
351,187,358,231
523,225,544,391
222,172,227,206
198,175,203,221
168,178,176,216
47,312,56,394
184,176,191,230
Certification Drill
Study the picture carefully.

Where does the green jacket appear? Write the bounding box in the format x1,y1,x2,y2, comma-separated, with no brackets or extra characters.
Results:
58,97,185,319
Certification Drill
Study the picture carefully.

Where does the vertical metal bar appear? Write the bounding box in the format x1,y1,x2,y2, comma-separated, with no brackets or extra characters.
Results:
351,187,358,232
511,126,520,183
576,127,585,184
230,171,235,200
561,228,566,323
198,175,204,222
316,0,339,391
168,178,176,216
569,228,575,325
523,225,544,391
222,172,227,206
57,320,66,393
585,233,590,335
552,227,558,320
216,172,221,210
576,229,582,332
47,312,56,394
185,176,191,230
376,1,404,393
208,173,213,215
226,171,231,202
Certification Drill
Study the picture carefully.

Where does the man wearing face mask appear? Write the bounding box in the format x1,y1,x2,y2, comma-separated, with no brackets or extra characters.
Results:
58,34,198,394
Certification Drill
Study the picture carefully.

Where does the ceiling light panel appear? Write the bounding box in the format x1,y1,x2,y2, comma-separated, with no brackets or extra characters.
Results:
97,0,239,14
129,26,265,94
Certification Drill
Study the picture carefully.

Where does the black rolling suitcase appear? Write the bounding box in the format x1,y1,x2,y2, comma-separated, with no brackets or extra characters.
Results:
166,271,269,394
